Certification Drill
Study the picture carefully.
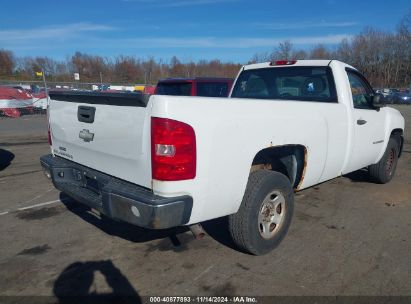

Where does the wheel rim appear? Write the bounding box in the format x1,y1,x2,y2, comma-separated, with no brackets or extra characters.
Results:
385,148,396,176
258,190,286,239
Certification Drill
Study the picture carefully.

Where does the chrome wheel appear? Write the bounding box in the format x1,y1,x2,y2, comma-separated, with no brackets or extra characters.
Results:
385,148,395,176
258,190,286,239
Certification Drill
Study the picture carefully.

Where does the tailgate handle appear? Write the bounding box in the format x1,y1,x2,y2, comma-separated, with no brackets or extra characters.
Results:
78,106,96,123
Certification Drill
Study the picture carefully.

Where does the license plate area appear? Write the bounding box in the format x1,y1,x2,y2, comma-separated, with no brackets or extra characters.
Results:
84,175,101,194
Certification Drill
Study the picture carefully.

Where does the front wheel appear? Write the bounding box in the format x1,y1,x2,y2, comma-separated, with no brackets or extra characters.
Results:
228,170,294,255
369,137,400,184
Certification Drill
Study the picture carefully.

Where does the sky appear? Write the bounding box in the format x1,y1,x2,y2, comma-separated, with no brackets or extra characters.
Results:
0,0,409,64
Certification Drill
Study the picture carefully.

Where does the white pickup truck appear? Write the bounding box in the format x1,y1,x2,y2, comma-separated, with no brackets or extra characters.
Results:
41,60,405,255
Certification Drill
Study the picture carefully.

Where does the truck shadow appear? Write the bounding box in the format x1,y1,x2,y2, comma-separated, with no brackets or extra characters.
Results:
202,217,242,253
343,168,370,183
53,260,141,303
59,192,241,253
60,192,189,244
0,148,15,171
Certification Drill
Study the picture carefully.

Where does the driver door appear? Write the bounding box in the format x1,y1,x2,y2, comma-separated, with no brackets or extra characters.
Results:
343,69,386,174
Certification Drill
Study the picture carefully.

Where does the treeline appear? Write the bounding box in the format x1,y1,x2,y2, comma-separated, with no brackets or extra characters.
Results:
0,51,241,85
250,10,411,88
0,11,410,87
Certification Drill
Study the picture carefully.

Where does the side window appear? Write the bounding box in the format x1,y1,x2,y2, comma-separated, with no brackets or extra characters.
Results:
347,71,374,109
196,82,229,97
156,83,192,96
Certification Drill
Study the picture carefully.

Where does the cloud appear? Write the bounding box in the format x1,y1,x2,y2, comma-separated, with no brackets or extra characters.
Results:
0,22,352,55
254,21,358,30
121,0,234,7
90,34,353,48
3,34,353,51
0,23,115,42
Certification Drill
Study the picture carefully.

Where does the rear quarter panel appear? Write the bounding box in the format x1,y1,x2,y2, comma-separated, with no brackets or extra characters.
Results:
149,95,345,224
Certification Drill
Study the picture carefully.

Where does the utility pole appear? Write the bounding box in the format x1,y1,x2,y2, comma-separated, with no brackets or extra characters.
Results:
42,69,48,97
40,69,50,108
100,72,103,86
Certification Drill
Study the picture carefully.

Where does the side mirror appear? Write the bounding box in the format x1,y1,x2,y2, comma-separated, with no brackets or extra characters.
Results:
372,93,386,107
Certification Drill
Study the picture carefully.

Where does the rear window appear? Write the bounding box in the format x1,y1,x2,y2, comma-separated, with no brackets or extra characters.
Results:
196,82,229,97
156,82,192,96
231,66,337,103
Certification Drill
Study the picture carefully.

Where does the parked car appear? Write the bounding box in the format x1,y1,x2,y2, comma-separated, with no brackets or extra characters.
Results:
42,60,404,255
0,85,34,118
142,85,156,94
383,88,399,103
392,90,411,104
155,77,234,97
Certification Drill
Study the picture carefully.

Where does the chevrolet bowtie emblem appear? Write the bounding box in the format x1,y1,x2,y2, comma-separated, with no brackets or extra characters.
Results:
79,129,94,142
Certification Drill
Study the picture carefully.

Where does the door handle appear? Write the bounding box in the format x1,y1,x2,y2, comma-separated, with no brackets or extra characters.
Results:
357,119,367,125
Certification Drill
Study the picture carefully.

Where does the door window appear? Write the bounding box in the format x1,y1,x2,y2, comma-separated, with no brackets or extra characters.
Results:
347,71,374,109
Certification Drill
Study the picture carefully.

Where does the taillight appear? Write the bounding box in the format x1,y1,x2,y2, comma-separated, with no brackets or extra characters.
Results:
47,105,52,145
151,117,196,181
48,124,52,145
270,60,297,66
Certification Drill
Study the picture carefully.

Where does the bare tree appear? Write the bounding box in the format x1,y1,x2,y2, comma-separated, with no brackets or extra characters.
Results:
272,40,293,60
249,51,270,63
309,44,329,59
0,49,14,77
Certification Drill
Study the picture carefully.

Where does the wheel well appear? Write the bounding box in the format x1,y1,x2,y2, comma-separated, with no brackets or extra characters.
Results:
251,145,307,189
391,128,404,157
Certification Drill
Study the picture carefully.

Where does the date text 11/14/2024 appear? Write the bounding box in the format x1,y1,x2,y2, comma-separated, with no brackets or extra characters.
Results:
149,296,258,303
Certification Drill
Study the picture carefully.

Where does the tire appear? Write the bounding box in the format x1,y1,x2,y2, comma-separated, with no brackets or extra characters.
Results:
369,136,400,184
228,170,294,255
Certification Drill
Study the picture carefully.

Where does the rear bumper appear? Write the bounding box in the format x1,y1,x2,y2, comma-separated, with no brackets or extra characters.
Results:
40,154,192,229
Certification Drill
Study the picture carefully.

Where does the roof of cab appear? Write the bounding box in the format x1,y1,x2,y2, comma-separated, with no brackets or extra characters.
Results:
243,60,334,70
243,59,357,71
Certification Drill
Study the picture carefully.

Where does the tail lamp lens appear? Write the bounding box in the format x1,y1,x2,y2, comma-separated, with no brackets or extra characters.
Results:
48,125,52,145
151,117,196,181
47,106,52,145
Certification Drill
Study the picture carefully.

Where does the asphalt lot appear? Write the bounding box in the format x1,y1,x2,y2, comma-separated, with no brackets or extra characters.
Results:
0,107,410,299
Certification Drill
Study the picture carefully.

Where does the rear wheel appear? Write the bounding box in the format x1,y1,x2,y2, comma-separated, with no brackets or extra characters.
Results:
369,137,400,184
228,170,294,255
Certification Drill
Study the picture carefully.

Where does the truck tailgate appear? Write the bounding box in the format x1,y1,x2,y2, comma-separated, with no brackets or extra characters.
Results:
48,91,152,189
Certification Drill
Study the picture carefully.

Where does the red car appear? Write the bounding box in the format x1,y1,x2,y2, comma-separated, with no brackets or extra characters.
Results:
155,77,234,97
0,86,34,118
